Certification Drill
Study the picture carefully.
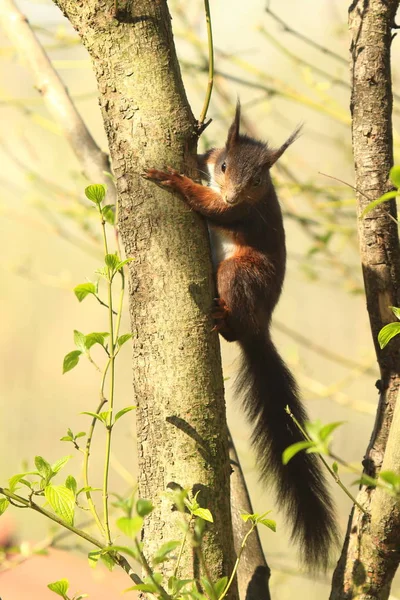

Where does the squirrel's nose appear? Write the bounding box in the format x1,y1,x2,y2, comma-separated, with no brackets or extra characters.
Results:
224,193,238,205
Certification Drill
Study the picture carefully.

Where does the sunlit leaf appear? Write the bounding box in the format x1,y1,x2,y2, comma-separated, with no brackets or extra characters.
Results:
116,516,143,538
74,282,96,302
152,540,180,565
51,456,72,474
282,441,314,465
136,499,154,517
192,508,213,522
114,406,136,423
378,322,400,349
361,190,398,218
0,498,10,516
63,350,82,374
85,184,106,205
44,485,75,525
390,165,400,188
47,578,69,597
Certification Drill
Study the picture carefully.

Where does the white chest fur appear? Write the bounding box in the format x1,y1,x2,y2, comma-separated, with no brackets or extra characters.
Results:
208,226,236,270
204,161,237,269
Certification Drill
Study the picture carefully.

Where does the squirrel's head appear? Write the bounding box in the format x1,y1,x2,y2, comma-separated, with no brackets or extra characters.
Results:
209,101,301,206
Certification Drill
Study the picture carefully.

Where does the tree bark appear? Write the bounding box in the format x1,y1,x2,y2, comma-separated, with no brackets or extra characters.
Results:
330,1,400,598
51,0,237,592
229,436,271,600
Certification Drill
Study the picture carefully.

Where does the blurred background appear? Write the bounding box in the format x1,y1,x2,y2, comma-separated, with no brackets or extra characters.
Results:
0,0,399,598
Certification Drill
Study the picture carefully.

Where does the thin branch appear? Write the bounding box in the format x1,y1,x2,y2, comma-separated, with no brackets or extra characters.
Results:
0,487,142,585
0,0,115,200
265,5,347,65
197,0,214,128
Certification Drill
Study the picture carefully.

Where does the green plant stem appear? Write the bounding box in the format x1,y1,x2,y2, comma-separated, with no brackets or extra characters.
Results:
134,539,170,600
198,0,214,125
0,487,142,585
99,208,114,546
173,519,191,579
218,524,256,600
82,356,111,539
286,407,369,516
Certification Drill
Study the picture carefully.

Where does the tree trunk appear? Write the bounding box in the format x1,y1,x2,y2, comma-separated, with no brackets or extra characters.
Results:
51,0,237,592
330,1,400,598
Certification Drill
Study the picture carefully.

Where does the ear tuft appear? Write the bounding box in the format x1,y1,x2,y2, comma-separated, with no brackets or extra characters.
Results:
226,100,241,149
269,123,303,166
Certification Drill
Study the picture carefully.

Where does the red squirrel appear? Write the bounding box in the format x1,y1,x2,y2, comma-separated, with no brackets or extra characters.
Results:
146,103,338,570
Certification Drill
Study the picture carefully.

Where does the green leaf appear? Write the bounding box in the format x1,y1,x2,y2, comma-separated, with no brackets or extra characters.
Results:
378,322,400,349
65,475,77,496
77,486,102,496
379,470,400,488
282,441,314,465
63,350,82,374
318,421,345,442
390,165,400,188
60,436,73,442
52,455,73,474
136,499,154,517
102,204,115,225
353,473,379,487
168,576,192,595
75,431,86,439
81,411,108,424
95,266,109,280
152,540,180,565
201,578,217,600
85,184,106,205
361,190,398,217
74,282,97,302
8,472,38,492
88,550,101,568
258,518,276,532
214,576,228,598
332,461,339,474
127,583,158,593
35,456,53,480
105,253,119,271
84,332,109,349
44,485,75,526
0,498,10,516
73,330,86,352
391,306,400,320
114,406,136,423
115,258,134,271
240,512,258,523
47,578,69,597
104,544,138,559
117,333,133,348
116,516,143,538
100,553,115,571
192,507,213,522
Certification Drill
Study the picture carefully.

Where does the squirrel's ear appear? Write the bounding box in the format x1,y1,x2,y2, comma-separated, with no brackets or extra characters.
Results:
268,124,303,167
226,100,241,149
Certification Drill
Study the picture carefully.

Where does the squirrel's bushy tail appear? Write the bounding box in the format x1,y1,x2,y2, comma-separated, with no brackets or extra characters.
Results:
236,334,338,570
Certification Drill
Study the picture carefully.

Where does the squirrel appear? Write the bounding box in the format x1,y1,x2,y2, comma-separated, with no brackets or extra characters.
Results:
146,102,338,570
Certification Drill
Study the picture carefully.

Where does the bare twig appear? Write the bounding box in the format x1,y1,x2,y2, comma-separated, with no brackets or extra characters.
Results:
0,0,115,202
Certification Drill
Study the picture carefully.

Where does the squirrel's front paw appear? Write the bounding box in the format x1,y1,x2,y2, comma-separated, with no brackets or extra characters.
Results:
145,167,182,187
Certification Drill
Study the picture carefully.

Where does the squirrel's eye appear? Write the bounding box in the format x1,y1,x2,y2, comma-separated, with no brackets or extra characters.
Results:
253,176,262,187
221,162,227,173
